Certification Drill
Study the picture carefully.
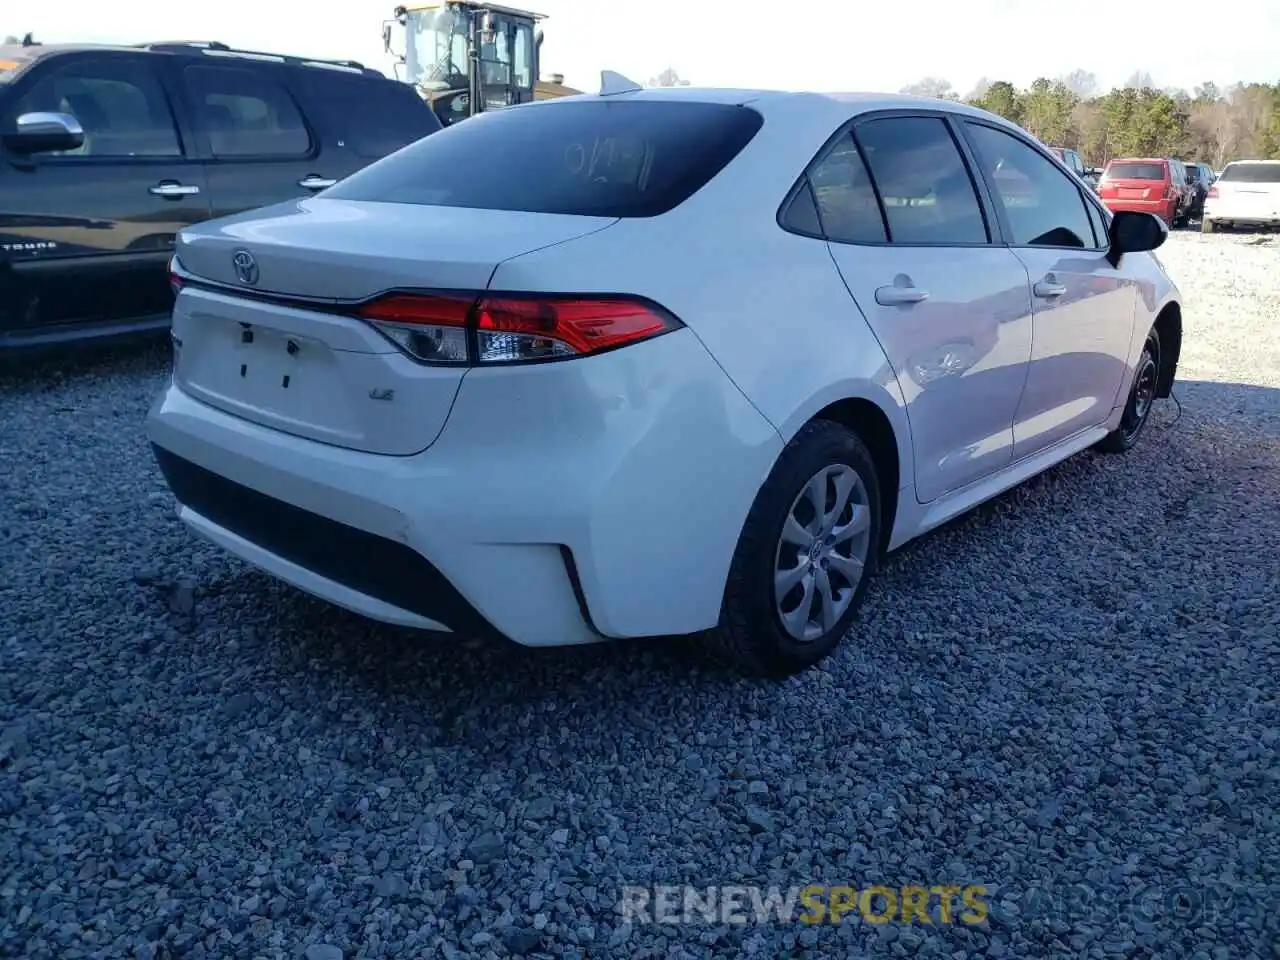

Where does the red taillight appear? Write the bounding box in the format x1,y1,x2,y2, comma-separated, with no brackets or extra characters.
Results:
1207,185,1219,199
357,292,682,365
357,293,473,364
168,255,184,295
477,298,672,358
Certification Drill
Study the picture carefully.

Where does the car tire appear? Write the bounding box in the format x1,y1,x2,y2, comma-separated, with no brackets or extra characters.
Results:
1202,219,1215,233
1097,327,1161,454
711,419,882,676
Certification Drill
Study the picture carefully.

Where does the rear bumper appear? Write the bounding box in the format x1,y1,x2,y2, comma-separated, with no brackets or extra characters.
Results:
145,329,784,645
1102,197,1176,221
151,445,488,635
1202,203,1280,227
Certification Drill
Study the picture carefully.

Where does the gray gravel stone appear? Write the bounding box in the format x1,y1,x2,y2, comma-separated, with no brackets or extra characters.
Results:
0,231,1277,959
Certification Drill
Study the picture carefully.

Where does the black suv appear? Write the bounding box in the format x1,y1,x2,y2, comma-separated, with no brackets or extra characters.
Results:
0,40,442,350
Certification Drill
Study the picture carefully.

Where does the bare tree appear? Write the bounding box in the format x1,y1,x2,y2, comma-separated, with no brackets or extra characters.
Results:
965,77,993,102
900,77,957,100
647,67,690,88
1194,81,1221,102
1060,69,1098,99
1124,70,1155,91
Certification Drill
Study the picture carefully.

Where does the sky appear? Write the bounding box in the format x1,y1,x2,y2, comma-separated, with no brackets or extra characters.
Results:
7,0,1280,97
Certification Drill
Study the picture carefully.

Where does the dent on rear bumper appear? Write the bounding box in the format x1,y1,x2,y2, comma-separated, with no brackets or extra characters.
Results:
146,329,784,644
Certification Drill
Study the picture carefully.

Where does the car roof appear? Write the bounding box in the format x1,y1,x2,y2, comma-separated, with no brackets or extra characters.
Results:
0,41,387,79
1107,157,1168,164
528,85,1022,132
587,85,1000,111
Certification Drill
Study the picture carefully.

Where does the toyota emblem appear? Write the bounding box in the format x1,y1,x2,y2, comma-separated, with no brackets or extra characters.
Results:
232,249,259,285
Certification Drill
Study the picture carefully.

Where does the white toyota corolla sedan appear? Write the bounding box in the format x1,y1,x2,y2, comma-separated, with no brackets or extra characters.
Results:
147,81,1182,676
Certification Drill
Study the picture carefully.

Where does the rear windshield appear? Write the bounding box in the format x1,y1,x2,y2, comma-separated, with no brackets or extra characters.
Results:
1218,162,1280,184
322,99,765,217
1104,162,1165,181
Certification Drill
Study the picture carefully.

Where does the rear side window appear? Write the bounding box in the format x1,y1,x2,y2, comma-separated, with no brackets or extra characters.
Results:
322,100,764,217
780,181,823,236
853,116,989,245
10,57,181,157
184,64,310,158
1218,162,1280,184
1106,161,1165,181
294,71,440,159
804,135,887,244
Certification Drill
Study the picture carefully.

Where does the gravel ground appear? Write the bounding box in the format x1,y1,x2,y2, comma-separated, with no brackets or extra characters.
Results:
2,230,1277,960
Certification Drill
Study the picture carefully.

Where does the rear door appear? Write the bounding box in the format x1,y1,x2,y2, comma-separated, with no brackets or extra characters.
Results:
960,120,1136,457
816,112,1035,502
0,52,209,339
288,69,441,184
173,61,333,219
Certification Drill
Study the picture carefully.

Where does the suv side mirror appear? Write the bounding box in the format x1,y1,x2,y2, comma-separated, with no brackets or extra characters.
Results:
1106,210,1167,267
4,112,84,155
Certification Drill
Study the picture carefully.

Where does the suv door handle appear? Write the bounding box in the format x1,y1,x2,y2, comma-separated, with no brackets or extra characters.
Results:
1033,276,1068,298
298,176,337,190
875,284,929,306
149,181,200,198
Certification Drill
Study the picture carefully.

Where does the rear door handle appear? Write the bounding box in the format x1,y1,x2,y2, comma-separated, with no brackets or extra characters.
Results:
298,176,337,190
149,181,200,198
875,284,929,306
1033,277,1067,299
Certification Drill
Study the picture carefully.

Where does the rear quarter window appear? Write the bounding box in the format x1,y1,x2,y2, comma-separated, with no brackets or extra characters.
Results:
1104,162,1166,180
321,99,765,217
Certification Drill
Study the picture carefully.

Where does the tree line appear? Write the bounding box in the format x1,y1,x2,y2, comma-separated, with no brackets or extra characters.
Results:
900,72,1280,168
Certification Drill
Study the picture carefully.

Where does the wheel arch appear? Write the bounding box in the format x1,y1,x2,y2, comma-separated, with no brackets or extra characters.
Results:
1152,300,1182,398
777,385,909,566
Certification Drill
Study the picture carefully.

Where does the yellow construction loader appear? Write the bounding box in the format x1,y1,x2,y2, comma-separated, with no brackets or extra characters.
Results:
382,2,582,127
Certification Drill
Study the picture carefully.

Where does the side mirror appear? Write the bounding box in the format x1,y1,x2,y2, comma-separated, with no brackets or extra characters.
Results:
4,111,84,155
1106,210,1167,267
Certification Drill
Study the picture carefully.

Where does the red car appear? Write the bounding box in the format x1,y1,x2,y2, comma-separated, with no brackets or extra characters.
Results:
1097,158,1193,226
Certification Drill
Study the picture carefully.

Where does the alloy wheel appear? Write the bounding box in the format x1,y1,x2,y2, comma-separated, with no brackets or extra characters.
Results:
773,464,873,643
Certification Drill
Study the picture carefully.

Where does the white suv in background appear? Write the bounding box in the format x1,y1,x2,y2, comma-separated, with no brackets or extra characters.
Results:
1202,160,1280,232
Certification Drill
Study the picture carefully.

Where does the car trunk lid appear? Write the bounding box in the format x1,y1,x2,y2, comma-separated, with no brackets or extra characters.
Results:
171,198,617,455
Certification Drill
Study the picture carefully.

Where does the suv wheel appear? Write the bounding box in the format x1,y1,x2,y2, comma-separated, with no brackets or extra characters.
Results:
711,420,881,676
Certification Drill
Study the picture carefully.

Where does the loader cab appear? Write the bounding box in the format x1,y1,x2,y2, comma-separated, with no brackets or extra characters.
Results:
390,2,540,126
